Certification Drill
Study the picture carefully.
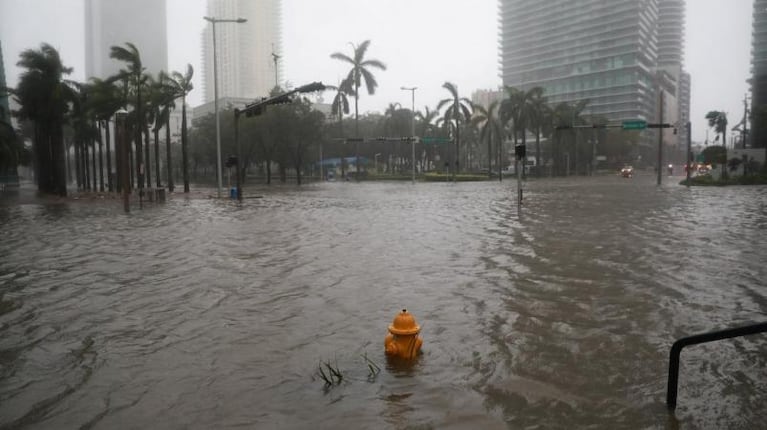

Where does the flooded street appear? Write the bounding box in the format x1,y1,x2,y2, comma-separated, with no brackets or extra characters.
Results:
1,174,766,429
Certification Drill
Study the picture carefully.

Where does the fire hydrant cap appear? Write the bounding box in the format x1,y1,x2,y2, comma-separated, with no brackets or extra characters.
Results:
388,309,420,335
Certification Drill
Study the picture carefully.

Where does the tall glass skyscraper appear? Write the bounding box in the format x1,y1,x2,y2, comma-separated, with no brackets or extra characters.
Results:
751,0,767,147
500,0,658,120
500,0,680,124
84,0,169,79
202,0,282,102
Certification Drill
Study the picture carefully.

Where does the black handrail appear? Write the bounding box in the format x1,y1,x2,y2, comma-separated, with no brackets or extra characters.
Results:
667,321,767,409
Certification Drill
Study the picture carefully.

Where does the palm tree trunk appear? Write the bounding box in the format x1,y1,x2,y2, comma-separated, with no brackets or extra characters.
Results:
105,120,113,192
48,123,65,196
91,138,97,192
498,131,503,183
128,134,135,189
65,141,72,185
182,100,190,192
98,124,105,192
454,118,460,181
136,79,144,189
722,132,728,179
84,139,91,191
573,130,578,176
144,126,151,188
133,122,142,189
74,140,82,190
535,126,541,178
487,129,493,179
166,114,173,192
354,88,360,181
154,126,161,187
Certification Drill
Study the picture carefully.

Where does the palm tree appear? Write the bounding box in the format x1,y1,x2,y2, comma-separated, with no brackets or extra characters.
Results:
158,72,177,192
69,82,96,191
331,40,387,176
165,64,194,192
147,75,167,188
416,106,439,172
472,101,503,180
13,43,74,196
525,87,548,176
0,101,23,179
328,79,351,135
110,42,147,189
706,110,728,176
88,78,123,191
550,100,589,176
437,82,472,180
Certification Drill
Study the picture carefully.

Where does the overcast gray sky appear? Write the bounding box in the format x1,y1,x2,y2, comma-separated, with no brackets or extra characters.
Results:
0,0,754,142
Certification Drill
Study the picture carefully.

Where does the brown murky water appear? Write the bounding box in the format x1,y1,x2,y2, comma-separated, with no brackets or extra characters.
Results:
1,174,766,429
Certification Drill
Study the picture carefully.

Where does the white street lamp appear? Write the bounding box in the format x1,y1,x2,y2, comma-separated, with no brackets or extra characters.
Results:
401,86,417,184
204,16,247,198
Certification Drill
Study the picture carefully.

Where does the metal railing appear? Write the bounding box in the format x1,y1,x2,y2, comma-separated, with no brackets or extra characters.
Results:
667,321,767,409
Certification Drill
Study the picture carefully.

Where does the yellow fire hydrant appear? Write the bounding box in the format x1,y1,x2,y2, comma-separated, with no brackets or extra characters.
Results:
385,309,423,359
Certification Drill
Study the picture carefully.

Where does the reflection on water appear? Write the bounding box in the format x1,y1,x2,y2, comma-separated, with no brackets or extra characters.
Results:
1,175,765,429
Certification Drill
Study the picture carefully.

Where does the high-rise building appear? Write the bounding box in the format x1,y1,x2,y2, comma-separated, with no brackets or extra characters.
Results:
751,0,767,147
500,0,661,122
84,0,168,79
657,0,684,67
202,0,282,103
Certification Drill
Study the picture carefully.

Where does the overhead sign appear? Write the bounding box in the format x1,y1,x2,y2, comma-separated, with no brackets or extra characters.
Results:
421,137,450,144
622,120,647,130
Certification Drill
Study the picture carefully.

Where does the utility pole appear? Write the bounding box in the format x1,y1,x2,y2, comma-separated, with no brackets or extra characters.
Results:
204,16,247,199
272,46,281,89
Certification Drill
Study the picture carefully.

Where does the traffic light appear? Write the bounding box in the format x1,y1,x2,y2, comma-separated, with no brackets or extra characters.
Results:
296,82,326,93
515,143,526,160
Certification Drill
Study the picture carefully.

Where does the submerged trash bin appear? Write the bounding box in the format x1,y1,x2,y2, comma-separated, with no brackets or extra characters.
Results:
230,187,237,199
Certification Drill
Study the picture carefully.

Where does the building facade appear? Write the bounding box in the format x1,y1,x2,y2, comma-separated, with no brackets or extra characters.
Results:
84,0,168,80
657,0,690,150
500,0,690,161
751,0,767,147
500,0,661,123
202,0,282,103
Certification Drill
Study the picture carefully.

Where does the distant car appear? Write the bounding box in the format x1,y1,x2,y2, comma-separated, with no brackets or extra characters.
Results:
620,166,633,178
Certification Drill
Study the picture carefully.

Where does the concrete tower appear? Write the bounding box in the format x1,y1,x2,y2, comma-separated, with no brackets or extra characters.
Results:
751,0,767,147
500,0,660,122
84,0,169,79
202,0,282,103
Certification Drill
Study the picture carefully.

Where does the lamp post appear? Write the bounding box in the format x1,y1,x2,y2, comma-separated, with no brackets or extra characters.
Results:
401,86,417,184
204,16,247,198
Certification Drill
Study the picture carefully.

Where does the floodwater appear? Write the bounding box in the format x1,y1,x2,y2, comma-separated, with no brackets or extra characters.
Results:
1,174,765,429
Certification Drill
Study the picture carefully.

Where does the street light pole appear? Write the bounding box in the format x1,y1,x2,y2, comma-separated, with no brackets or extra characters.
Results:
204,16,247,198
401,86,417,184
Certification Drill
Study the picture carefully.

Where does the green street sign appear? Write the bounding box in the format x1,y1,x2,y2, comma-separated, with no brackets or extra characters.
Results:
421,137,450,144
622,120,647,130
